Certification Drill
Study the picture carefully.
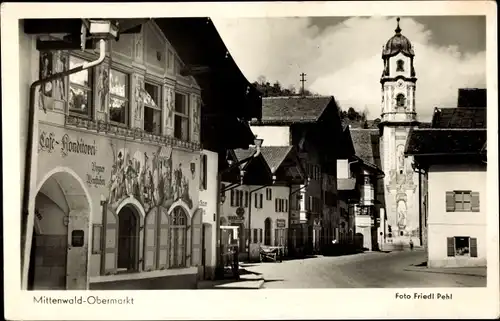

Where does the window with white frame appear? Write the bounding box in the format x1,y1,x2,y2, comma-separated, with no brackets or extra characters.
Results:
109,69,129,125
69,56,93,117
174,92,189,141
143,82,161,134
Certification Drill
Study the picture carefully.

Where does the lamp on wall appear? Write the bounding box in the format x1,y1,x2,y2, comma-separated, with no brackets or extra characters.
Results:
190,162,196,179
240,169,246,185
220,194,226,204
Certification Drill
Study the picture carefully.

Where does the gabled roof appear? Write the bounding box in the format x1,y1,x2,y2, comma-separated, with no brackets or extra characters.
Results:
349,128,381,169
234,146,295,174
405,129,486,155
251,96,333,125
431,107,486,128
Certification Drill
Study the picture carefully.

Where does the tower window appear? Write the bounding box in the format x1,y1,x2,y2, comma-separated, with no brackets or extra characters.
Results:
396,94,406,107
396,59,405,72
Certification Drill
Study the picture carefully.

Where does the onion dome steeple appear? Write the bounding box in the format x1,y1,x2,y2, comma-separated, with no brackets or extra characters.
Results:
382,17,414,58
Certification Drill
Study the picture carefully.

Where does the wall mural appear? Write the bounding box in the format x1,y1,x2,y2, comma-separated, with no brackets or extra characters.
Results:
192,96,200,142
396,199,407,229
165,87,175,132
108,141,193,215
54,51,67,101
134,75,145,121
97,64,109,112
38,52,53,111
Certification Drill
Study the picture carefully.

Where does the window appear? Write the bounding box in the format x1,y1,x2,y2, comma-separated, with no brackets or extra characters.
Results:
447,236,478,257
239,190,243,207
253,229,258,243
200,154,207,190
255,193,263,209
169,207,187,268
92,224,102,254
244,191,249,208
230,189,235,207
396,94,406,108
143,82,161,134
109,69,129,125
174,93,189,141
396,59,405,72
259,228,263,243
446,191,479,212
266,188,272,200
69,56,93,117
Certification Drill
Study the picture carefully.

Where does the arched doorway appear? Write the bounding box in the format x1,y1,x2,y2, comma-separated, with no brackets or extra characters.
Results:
169,206,188,268
117,205,140,272
264,218,272,246
27,169,90,290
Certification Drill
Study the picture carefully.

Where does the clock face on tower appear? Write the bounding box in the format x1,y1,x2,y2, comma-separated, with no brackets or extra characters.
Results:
397,79,404,88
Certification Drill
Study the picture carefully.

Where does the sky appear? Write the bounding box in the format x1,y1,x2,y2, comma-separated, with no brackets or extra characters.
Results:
212,16,486,121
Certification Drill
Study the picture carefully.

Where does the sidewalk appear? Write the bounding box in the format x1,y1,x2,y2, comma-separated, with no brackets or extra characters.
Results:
196,267,265,289
404,265,487,277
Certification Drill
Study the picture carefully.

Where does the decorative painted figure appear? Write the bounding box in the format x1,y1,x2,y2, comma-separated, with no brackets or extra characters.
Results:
54,52,66,101
397,199,407,229
97,65,109,112
134,77,144,120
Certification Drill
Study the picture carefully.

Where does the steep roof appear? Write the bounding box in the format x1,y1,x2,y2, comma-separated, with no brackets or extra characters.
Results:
234,146,294,173
431,107,486,128
251,96,333,125
405,129,486,155
349,128,381,169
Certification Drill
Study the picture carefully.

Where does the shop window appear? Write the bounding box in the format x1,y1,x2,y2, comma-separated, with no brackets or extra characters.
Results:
169,207,187,268
143,82,161,135
109,69,129,125
69,55,93,118
174,92,190,141
446,191,479,212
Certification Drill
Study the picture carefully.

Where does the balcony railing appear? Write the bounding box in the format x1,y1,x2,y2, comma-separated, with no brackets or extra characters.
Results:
65,114,202,151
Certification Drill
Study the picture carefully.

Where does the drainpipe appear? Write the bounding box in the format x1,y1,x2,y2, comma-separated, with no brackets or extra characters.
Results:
21,39,107,287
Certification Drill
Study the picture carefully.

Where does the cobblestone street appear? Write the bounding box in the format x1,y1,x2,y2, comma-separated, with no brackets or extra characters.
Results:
239,250,487,289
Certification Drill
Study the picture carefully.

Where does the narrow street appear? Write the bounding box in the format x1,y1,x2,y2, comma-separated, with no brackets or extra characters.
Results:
240,250,486,288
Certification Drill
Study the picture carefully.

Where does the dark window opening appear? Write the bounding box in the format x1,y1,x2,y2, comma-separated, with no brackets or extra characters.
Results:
396,94,406,108
396,59,405,72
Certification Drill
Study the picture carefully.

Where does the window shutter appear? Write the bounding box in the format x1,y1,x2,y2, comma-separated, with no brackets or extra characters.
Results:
275,229,278,246
239,191,243,207
260,194,263,208
245,191,249,207
446,237,455,257
191,209,203,266
101,206,118,275
230,189,235,207
254,194,258,208
275,198,278,212
446,192,455,212
471,192,480,212
143,211,157,272
157,210,170,269
269,189,272,200
285,200,288,212
202,155,207,190
470,238,478,257
253,229,257,243
259,229,263,243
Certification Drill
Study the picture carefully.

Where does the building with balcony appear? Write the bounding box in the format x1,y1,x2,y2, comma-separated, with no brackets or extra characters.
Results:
337,126,385,251
21,18,261,290
406,89,487,268
250,96,344,256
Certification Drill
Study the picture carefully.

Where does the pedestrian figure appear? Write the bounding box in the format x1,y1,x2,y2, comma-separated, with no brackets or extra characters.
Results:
409,239,414,251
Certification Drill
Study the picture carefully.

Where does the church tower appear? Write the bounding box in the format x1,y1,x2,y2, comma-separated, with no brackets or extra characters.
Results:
379,18,421,247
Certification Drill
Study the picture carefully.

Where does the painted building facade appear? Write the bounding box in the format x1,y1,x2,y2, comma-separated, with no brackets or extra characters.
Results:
23,20,206,290
378,19,421,248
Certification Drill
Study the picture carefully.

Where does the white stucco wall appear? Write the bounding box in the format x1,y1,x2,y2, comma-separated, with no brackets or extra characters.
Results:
427,164,487,268
198,150,218,278
250,126,290,146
